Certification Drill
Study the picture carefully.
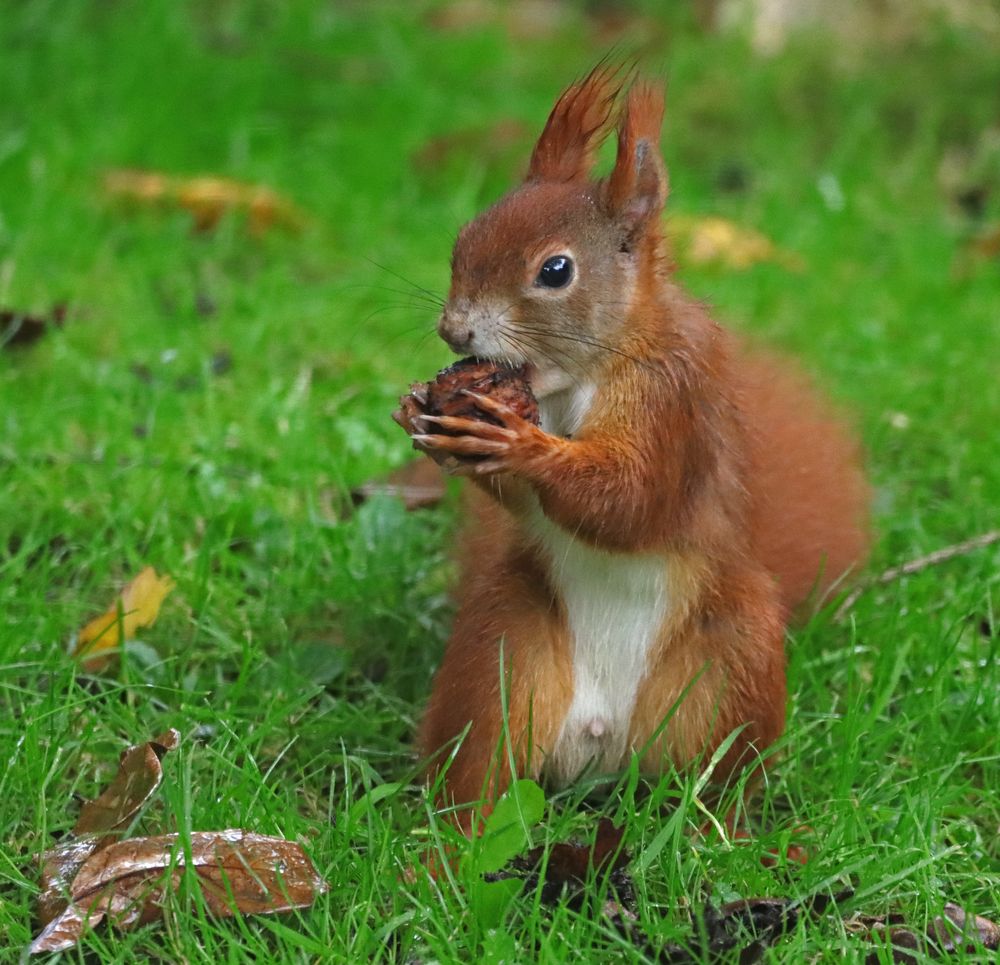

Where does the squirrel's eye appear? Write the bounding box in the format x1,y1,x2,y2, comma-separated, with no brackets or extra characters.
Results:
536,255,574,289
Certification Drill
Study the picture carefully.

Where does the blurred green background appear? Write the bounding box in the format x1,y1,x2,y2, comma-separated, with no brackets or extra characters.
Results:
1,1,998,960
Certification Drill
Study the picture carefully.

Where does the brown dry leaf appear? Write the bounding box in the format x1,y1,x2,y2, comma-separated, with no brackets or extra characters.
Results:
859,902,1000,962
585,1,667,46
427,0,567,39
1,304,67,349
967,224,1000,260
37,730,180,927
411,118,530,175
486,818,633,910
503,0,566,40
36,839,110,932
426,0,496,32
74,730,180,837
30,830,328,954
667,214,805,272
73,566,175,668
658,891,852,964
104,169,305,235
533,817,628,893
351,458,447,511
933,903,1000,953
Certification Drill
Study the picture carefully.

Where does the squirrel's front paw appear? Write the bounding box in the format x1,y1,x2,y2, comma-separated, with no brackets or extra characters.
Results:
411,391,551,476
392,386,427,435
393,388,464,473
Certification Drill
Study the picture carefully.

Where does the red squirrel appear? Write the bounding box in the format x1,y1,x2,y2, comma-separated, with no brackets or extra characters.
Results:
394,65,869,822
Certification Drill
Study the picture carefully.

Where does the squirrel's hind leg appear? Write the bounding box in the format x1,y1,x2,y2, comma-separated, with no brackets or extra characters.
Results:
419,554,572,829
630,563,787,793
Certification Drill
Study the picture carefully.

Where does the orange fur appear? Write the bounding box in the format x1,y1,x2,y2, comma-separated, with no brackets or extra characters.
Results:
606,82,668,224
526,61,622,183
740,348,870,612
418,506,573,825
399,69,870,823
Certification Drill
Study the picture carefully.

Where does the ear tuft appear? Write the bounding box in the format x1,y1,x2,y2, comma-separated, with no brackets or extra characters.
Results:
604,81,667,237
526,61,625,184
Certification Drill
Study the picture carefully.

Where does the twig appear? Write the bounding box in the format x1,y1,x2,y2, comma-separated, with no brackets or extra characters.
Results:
833,530,1000,623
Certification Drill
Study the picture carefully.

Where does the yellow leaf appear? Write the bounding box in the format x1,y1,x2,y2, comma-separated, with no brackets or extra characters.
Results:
103,169,305,235
74,567,175,663
667,214,805,272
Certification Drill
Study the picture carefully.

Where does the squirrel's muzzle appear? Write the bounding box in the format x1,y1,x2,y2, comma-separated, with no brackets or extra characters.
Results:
437,309,475,353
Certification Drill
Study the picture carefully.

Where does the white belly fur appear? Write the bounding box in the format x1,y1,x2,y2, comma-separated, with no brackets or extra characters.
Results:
535,516,669,785
533,383,670,786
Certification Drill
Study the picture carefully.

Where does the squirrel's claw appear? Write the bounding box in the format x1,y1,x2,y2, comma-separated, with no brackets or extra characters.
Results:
458,390,522,427
418,413,512,441
411,433,510,457
395,391,430,435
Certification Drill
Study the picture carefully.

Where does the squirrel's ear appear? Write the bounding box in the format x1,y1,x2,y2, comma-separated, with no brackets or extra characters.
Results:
527,62,621,183
604,82,667,240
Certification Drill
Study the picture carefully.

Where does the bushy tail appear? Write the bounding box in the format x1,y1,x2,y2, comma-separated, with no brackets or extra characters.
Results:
741,347,871,615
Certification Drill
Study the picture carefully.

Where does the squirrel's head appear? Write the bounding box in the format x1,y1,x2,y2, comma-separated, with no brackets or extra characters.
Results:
437,64,668,397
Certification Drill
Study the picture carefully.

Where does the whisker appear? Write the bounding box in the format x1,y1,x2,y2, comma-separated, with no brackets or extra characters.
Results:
506,329,589,390
356,305,435,326
415,328,444,352
364,257,446,307
347,313,436,351
333,282,444,309
500,329,580,388
369,287,446,309
495,303,591,389
515,324,661,375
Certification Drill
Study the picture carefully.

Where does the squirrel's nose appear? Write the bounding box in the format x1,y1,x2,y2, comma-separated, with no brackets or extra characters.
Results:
437,314,474,353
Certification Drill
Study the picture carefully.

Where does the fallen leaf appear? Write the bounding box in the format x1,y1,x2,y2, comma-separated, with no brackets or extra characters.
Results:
0,304,67,348
526,818,628,903
36,839,112,933
660,891,853,964
350,458,447,511
37,730,180,927
426,0,568,39
932,903,1000,953
967,224,1000,259
426,0,496,32
864,925,923,964
484,817,633,911
853,901,1000,962
501,0,567,40
483,818,648,961
103,169,305,235
667,214,805,272
73,566,175,668
846,911,915,936
585,1,666,46
411,118,530,176
31,830,327,954
74,730,180,837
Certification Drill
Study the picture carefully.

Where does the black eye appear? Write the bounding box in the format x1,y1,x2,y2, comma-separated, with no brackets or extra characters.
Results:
536,255,574,289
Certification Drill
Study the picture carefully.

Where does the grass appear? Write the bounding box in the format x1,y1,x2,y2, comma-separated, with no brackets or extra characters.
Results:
1,0,998,960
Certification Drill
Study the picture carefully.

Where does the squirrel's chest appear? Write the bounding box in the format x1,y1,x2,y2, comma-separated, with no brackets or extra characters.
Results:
530,511,670,787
